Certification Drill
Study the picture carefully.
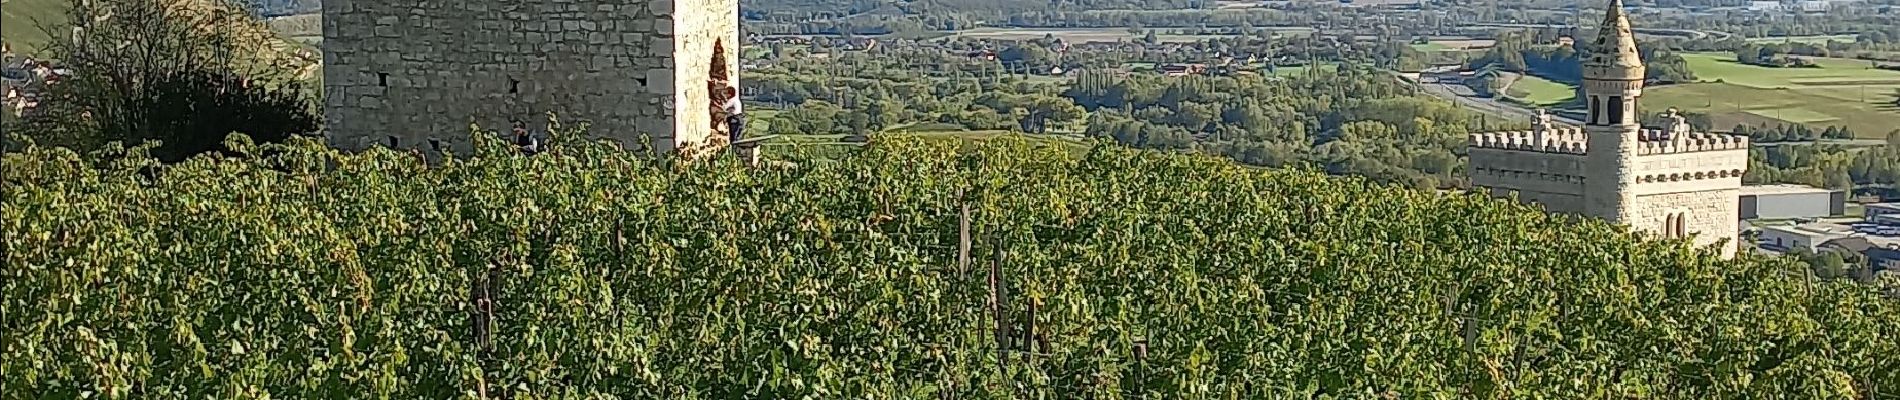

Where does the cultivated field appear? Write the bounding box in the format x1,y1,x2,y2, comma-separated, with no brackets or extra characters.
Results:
945,27,1311,43
1269,62,1339,76
1,0,69,55
1642,52,1900,137
265,13,322,44
1504,74,1576,106
3,0,317,82
1409,37,1495,52
1744,34,1860,44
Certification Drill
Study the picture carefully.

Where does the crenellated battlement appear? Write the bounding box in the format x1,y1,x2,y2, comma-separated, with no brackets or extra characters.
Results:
1634,129,1749,155
1467,127,1589,154
1467,127,1749,155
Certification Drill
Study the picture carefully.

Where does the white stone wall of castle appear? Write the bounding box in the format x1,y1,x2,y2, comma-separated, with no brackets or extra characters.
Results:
1466,128,1589,154
1487,187,1586,214
1632,148,1749,182
1469,149,1586,176
1469,149,1587,213
1635,176,1744,196
1583,124,1642,222
1634,131,1750,155
323,0,730,154
1634,189,1742,258
1473,171,1585,197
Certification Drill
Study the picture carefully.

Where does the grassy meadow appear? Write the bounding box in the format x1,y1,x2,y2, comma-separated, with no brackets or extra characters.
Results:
1642,52,1900,136
1743,34,1860,44
4,0,318,84
1505,74,1577,106
943,26,1313,44
1,0,69,55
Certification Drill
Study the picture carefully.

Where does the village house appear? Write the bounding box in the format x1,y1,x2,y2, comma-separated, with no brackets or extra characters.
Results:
1159,63,1208,76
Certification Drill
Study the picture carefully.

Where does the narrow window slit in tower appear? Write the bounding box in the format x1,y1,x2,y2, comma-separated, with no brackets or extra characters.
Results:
378,72,389,87
387,136,399,148
1607,96,1624,125
509,78,520,94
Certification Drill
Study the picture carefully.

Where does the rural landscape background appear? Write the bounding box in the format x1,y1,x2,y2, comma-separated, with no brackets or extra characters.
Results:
4,0,1900,397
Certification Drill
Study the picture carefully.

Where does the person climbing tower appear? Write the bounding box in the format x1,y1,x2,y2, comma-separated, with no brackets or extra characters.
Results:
721,85,744,145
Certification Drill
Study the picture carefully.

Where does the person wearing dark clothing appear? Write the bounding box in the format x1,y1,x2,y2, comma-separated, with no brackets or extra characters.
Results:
512,121,539,155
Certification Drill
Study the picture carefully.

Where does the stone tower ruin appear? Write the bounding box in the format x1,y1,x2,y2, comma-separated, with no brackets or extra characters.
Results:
322,0,738,155
1466,0,1748,258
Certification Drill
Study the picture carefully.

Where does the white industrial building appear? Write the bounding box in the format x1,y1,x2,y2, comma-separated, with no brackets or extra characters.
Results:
1738,184,1844,220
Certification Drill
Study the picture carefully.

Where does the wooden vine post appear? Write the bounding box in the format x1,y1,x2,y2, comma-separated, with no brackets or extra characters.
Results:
958,190,972,279
989,235,1009,371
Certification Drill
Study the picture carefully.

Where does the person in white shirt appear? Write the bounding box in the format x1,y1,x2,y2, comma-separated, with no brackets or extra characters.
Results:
721,86,744,144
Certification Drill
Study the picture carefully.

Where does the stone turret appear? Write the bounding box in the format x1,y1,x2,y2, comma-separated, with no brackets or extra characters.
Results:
1583,0,1644,83
1582,0,1645,223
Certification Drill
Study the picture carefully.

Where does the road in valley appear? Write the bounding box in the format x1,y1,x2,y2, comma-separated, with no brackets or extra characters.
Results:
1399,73,1585,126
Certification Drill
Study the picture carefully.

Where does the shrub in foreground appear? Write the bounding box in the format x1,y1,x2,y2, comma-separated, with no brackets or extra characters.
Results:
3,135,1896,398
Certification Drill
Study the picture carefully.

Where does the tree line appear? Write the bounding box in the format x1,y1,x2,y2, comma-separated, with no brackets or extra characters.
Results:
744,38,1500,190
4,0,318,163
1747,130,1900,193
1468,30,1699,88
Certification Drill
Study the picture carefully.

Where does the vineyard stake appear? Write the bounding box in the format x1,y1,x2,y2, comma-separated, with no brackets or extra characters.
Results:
989,236,1009,371
1023,298,1038,366
958,190,971,278
1134,339,1148,400
469,260,496,400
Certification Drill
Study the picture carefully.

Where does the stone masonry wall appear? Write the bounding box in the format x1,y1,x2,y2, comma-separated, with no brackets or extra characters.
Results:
1634,189,1741,258
323,0,736,155
1486,188,1585,214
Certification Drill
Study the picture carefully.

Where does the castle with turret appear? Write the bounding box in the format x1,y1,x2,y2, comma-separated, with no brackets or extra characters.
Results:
1467,0,1749,258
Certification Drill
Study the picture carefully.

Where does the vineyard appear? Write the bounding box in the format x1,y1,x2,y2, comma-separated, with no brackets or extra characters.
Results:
4,133,1898,398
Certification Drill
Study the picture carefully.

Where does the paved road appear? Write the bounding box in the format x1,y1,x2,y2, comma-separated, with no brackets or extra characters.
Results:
1404,75,1585,125
1469,23,1733,41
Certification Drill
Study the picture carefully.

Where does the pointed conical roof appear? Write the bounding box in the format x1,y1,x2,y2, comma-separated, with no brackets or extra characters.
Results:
1584,0,1644,80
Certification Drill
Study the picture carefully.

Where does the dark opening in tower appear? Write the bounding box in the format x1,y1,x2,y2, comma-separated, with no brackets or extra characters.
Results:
708,39,731,142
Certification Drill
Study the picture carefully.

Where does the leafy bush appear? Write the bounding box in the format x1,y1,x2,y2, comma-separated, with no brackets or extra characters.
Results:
3,135,1896,398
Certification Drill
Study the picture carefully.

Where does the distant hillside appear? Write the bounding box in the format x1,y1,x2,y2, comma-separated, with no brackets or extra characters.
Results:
241,0,316,17
0,0,71,55
1,0,318,80
3,0,317,55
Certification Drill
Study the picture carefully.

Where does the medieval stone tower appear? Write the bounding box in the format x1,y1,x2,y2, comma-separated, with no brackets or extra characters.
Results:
1467,0,1749,258
322,0,738,155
